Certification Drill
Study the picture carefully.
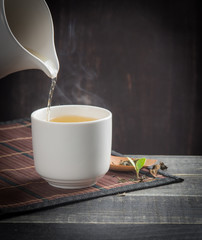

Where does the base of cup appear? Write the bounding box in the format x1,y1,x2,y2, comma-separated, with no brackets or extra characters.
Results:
42,175,103,189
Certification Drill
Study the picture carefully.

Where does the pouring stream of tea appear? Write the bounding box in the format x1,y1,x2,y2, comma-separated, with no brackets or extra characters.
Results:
27,48,58,121
47,77,57,121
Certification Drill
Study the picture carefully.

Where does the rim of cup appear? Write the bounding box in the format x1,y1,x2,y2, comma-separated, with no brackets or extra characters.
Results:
31,104,112,124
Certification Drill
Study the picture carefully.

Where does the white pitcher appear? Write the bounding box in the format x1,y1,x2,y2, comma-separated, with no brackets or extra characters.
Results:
0,0,59,79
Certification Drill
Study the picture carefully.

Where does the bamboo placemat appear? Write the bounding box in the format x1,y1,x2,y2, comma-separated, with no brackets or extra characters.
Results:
0,119,183,218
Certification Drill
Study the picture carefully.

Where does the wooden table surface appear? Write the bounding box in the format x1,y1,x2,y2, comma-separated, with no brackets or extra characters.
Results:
0,155,201,240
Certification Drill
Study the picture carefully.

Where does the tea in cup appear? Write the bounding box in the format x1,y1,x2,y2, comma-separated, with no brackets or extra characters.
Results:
31,105,112,189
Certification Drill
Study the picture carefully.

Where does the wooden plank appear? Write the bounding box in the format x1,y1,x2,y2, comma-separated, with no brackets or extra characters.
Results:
2,193,202,224
128,176,202,196
0,223,202,240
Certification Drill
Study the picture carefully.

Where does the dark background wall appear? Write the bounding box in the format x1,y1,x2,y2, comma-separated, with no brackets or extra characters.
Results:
0,0,201,155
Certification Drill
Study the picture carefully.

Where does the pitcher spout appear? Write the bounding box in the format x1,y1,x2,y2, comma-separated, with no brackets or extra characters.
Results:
0,0,59,79
35,58,59,79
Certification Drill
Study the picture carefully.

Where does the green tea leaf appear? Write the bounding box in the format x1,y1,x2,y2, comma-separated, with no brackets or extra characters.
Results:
127,157,146,179
136,158,146,171
127,157,136,171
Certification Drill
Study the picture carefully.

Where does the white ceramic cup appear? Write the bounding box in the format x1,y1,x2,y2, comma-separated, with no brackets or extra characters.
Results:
31,105,112,189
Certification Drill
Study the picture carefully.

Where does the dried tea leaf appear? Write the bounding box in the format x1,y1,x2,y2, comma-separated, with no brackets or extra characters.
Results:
117,177,127,183
149,164,160,177
120,160,130,166
128,178,139,183
117,192,126,197
139,175,146,182
160,162,168,170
